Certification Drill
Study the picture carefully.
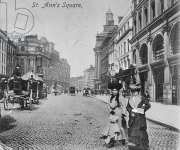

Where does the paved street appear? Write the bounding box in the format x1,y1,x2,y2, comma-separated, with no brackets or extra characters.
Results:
0,95,179,150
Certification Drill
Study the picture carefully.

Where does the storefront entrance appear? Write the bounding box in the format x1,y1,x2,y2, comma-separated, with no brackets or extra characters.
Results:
153,67,164,102
172,65,180,105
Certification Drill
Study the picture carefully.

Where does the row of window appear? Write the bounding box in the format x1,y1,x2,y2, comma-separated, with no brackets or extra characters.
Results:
119,56,130,70
116,20,131,41
0,65,6,74
0,38,7,51
0,52,6,64
118,40,130,57
133,0,178,35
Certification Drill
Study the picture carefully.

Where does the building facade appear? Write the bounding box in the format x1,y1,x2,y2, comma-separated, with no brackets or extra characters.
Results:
114,11,133,72
83,65,95,89
47,58,70,91
70,76,84,90
0,29,7,77
94,9,118,90
130,0,180,104
0,29,17,78
16,35,50,77
6,39,17,77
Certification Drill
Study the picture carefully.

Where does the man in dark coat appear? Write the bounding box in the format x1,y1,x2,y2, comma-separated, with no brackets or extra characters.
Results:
108,77,122,106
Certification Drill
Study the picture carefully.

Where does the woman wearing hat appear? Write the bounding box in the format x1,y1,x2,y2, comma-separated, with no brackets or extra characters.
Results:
126,82,151,150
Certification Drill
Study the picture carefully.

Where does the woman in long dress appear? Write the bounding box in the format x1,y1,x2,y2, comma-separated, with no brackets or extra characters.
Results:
126,83,151,150
101,88,127,147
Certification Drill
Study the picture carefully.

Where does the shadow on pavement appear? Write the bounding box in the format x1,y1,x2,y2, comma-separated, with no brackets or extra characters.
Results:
0,115,16,133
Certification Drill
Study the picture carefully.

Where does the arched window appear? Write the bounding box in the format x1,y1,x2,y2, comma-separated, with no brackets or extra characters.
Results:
153,34,164,60
170,22,180,54
140,44,148,64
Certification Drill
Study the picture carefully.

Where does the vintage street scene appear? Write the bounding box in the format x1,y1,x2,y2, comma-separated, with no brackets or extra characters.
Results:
0,0,180,150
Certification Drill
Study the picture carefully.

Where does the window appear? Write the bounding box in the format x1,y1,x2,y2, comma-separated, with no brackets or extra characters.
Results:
124,42,126,53
144,7,148,25
151,0,156,19
127,40,130,52
139,11,142,29
133,19,137,34
160,0,164,13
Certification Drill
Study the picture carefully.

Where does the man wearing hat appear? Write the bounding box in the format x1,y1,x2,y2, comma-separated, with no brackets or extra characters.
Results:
126,80,151,150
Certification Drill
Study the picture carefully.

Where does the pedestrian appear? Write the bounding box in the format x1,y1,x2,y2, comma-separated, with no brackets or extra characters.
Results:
101,88,127,148
126,82,151,150
119,88,129,133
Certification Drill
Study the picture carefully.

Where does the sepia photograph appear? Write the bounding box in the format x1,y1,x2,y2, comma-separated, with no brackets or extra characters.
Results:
0,0,180,149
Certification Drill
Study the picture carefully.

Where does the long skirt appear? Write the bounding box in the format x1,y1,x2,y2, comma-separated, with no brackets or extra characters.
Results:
102,122,126,143
128,113,149,150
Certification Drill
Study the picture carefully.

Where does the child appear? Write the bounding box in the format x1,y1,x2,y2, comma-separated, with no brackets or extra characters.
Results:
104,110,120,147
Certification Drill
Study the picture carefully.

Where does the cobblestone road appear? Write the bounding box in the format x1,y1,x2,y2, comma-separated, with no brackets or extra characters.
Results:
0,95,179,150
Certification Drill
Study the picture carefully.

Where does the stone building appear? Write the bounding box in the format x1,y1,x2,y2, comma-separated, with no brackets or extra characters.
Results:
0,29,7,78
114,10,133,72
16,35,51,77
70,76,84,90
49,42,60,65
47,58,70,91
94,9,118,90
83,65,95,89
6,39,17,77
130,0,180,104
0,29,17,78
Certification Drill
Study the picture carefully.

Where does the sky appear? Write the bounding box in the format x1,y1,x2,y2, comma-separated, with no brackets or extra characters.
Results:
0,0,130,77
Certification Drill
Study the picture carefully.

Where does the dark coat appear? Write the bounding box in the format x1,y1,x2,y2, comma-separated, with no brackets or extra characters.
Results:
126,95,151,150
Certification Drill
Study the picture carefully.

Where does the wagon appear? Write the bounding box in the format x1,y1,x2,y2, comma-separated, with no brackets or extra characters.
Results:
2,76,32,110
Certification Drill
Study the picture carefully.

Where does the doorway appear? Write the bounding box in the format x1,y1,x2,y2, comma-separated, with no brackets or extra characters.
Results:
153,67,164,102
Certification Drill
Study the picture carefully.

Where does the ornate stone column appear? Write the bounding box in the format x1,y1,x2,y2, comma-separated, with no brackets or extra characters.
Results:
163,23,172,104
147,34,155,101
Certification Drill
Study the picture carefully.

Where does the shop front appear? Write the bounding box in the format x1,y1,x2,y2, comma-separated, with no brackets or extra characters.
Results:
151,61,165,103
168,56,180,105
138,65,149,94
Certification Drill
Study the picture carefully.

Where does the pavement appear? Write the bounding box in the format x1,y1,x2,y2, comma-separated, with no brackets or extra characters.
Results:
93,94,180,131
0,94,179,150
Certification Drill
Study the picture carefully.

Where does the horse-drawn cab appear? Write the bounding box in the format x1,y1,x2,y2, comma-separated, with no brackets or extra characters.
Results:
2,66,32,110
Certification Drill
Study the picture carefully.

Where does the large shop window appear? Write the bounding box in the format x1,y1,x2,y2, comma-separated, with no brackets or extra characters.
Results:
170,22,180,54
153,34,164,60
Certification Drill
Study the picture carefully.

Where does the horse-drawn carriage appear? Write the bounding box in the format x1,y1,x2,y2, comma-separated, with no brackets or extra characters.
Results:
0,66,45,110
0,74,32,110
